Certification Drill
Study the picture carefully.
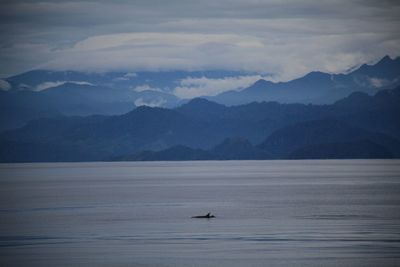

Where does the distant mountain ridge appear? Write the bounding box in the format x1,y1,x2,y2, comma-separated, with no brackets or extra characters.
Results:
209,56,400,106
0,56,399,132
0,70,249,131
1,85,399,162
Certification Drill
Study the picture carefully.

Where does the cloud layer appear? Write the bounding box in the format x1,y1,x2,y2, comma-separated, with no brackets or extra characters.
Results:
134,97,167,108
0,79,11,91
1,1,400,80
174,75,270,99
35,81,93,91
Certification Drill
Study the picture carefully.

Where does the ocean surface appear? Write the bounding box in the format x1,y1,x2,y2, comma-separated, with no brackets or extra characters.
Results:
0,160,400,267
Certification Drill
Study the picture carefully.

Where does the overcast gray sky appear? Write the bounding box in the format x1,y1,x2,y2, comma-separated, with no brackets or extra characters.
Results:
1,0,399,80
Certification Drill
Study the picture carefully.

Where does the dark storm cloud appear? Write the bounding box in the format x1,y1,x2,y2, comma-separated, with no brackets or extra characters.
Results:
0,0,399,81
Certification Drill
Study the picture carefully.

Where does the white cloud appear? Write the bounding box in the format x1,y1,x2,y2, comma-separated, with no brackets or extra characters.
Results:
124,72,137,78
367,77,394,88
1,1,400,79
114,72,137,81
0,79,11,91
134,97,166,107
173,75,269,99
32,31,400,83
133,84,163,93
35,81,93,91
42,32,268,72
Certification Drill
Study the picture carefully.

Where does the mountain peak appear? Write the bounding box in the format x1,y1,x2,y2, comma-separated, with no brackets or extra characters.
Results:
377,55,393,64
253,79,270,86
352,55,400,79
302,71,331,80
249,79,275,89
242,79,274,94
360,55,394,68
333,91,371,109
187,97,215,105
181,97,225,110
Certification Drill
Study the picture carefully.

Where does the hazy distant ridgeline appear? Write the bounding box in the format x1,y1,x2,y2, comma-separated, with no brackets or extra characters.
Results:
1,84,399,162
0,56,399,132
208,55,400,106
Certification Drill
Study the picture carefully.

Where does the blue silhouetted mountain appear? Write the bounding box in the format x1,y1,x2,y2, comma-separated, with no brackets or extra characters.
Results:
113,145,212,161
257,118,400,159
112,138,270,161
0,82,184,131
351,55,400,80
286,140,393,159
0,83,135,131
211,137,271,160
0,85,399,162
0,90,62,132
40,83,135,115
2,56,399,132
332,87,400,138
1,70,252,131
210,56,400,105
176,98,227,122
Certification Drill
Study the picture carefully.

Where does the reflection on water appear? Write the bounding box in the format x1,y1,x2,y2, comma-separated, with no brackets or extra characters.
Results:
0,160,400,267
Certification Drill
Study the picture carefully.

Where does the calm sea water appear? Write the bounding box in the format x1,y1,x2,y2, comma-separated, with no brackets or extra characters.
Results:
0,160,400,267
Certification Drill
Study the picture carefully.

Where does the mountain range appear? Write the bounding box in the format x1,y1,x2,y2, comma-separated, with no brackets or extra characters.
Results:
1,83,399,162
209,55,400,105
0,56,399,132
